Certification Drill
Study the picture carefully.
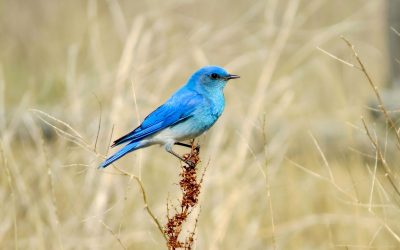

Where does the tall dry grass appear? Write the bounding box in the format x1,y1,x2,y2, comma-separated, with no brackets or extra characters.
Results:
1,0,400,249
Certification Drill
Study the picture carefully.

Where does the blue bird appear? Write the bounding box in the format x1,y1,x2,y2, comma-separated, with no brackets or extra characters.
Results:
99,65,239,168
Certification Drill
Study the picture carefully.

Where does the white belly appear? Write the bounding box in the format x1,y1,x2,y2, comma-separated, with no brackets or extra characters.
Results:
144,120,207,146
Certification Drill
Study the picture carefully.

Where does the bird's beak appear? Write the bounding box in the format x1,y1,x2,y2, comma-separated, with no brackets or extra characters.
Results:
226,74,240,80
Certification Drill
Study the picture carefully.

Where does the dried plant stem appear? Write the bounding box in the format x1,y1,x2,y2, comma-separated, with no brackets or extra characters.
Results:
319,36,400,197
339,36,400,195
309,132,335,183
30,109,101,157
319,38,400,147
111,165,168,244
317,46,358,69
238,128,277,250
288,156,400,243
368,152,379,212
264,164,276,250
100,220,127,250
361,118,400,196
136,175,168,242
40,132,64,250
0,142,18,250
340,36,400,149
164,141,204,250
391,27,400,37
288,158,358,202
111,142,205,250
343,38,400,241
93,93,102,152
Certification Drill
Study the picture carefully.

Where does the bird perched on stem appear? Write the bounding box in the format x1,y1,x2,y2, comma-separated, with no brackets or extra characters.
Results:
99,65,239,168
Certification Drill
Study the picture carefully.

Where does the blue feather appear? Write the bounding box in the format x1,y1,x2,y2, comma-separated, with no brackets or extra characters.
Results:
111,91,204,147
99,141,143,168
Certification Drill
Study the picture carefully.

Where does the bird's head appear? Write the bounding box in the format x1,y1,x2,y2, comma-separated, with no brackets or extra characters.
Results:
188,65,240,92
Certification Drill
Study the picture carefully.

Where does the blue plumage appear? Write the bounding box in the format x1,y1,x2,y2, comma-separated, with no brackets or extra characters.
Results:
99,65,239,168
99,141,143,168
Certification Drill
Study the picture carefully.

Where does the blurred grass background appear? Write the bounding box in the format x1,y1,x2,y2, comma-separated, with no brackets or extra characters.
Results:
1,0,400,249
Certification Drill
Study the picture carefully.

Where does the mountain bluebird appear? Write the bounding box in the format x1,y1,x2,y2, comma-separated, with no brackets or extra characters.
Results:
99,65,239,168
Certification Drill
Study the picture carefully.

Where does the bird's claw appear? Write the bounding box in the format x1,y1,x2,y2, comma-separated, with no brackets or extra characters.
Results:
185,159,196,168
194,144,200,153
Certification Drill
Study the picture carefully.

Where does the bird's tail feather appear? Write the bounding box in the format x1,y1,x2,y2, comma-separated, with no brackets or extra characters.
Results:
98,141,143,168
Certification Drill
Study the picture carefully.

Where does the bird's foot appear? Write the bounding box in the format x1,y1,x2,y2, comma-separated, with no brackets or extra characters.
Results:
194,144,200,153
184,159,196,169
183,151,199,169
181,140,200,168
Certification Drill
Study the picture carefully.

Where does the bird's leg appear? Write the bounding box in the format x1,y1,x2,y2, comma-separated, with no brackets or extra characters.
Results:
165,145,196,168
174,142,200,153
174,142,192,148
174,142,201,153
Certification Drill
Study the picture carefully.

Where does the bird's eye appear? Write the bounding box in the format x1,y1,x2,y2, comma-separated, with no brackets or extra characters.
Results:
210,73,219,79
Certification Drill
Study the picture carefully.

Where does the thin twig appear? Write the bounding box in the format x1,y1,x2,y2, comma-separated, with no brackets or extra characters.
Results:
365,106,400,114
30,109,84,139
309,132,335,182
40,132,64,250
317,46,360,69
340,36,400,148
237,128,276,250
92,93,102,152
368,152,379,212
106,125,115,157
361,117,400,196
369,225,384,247
287,158,357,202
391,26,400,37
111,165,168,244
0,141,18,250
31,109,100,157
100,220,127,250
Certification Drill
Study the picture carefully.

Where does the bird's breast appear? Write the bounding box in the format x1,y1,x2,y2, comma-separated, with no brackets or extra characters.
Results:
208,94,225,119
194,96,225,128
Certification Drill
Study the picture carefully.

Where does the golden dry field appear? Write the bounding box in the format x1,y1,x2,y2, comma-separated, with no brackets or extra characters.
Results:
1,0,400,249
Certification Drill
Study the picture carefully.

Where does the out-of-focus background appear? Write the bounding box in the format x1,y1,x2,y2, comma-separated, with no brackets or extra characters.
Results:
1,0,400,249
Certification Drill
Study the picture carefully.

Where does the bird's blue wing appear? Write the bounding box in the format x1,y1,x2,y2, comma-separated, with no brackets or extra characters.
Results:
111,90,203,147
